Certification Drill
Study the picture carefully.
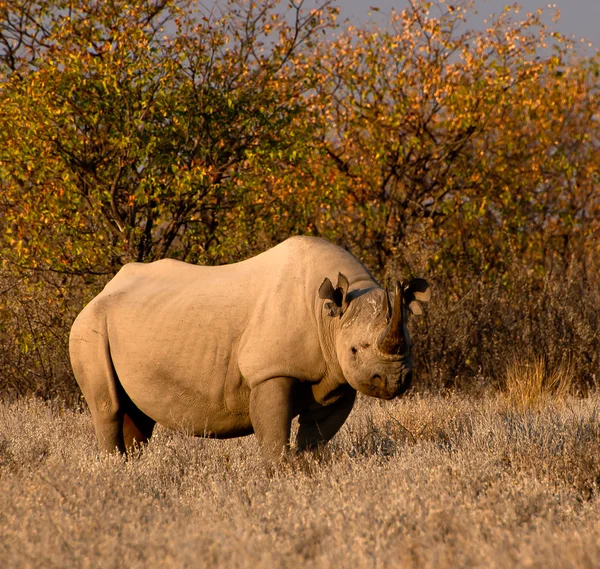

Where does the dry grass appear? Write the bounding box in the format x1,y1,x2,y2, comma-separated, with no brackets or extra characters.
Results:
1,391,599,569
503,356,575,410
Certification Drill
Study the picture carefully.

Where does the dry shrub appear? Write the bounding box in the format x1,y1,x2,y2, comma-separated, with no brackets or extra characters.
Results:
0,270,91,404
3,249,600,402
413,256,600,394
503,356,574,410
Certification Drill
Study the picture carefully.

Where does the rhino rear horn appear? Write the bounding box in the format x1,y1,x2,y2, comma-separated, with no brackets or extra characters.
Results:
384,287,393,320
319,272,350,317
376,280,404,356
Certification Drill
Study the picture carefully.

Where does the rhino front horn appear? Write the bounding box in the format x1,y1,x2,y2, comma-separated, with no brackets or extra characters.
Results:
376,281,404,356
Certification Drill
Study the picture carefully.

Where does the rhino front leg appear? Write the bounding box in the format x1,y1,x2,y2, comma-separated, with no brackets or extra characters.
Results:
297,388,356,451
249,376,295,462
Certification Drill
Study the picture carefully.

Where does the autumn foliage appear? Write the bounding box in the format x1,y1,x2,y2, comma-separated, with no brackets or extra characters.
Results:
1,0,599,399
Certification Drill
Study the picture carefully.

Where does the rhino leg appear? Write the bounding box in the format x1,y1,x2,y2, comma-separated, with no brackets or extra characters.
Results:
70,302,154,454
70,322,126,454
296,388,356,451
249,376,295,462
121,390,156,450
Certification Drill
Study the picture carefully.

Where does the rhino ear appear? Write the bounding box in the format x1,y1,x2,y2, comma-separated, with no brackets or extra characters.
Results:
319,273,350,317
408,300,423,316
336,273,349,297
319,277,336,301
403,278,430,316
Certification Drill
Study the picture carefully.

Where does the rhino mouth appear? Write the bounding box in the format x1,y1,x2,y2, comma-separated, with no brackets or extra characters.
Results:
370,374,394,399
364,371,411,400
395,369,413,396
367,370,412,400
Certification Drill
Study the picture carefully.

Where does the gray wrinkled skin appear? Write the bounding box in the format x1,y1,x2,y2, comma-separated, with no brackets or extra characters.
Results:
69,236,430,461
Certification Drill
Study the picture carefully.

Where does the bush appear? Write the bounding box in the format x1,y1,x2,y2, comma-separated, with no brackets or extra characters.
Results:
1,0,599,401
0,270,86,403
412,256,600,394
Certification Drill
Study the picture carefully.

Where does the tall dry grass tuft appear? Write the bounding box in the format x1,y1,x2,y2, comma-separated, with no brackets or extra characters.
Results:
503,355,574,410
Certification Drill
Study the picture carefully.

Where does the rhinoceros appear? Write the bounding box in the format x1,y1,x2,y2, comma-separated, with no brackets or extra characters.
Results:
70,236,430,460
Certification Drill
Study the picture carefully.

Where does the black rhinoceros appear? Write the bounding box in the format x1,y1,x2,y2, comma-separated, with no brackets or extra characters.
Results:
70,236,430,460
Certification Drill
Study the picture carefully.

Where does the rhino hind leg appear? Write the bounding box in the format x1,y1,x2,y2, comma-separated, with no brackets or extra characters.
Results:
121,391,155,449
84,379,155,453
70,302,153,454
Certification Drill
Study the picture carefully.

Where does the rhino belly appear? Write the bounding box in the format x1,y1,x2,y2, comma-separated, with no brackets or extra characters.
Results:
109,327,253,438
117,364,253,437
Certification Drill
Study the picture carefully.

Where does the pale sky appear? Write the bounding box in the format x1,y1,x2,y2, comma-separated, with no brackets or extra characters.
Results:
338,0,600,51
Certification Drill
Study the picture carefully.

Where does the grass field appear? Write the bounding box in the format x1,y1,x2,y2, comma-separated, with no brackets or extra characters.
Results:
1,391,599,568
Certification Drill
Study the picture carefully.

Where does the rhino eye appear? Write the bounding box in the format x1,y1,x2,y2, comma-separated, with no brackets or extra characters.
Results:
360,342,371,349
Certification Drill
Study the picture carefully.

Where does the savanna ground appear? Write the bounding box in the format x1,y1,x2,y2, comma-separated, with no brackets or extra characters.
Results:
2,384,599,569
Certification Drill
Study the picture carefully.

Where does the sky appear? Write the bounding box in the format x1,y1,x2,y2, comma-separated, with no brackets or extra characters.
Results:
337,0,600,51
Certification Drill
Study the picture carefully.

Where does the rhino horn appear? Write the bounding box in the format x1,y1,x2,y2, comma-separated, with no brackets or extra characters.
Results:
376,280,405,356
385,287,392,320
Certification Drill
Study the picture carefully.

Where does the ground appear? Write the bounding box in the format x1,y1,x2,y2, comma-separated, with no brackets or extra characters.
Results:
1,392,599,568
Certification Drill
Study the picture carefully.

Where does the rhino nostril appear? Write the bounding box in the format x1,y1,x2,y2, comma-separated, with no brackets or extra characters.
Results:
371,374,383,387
